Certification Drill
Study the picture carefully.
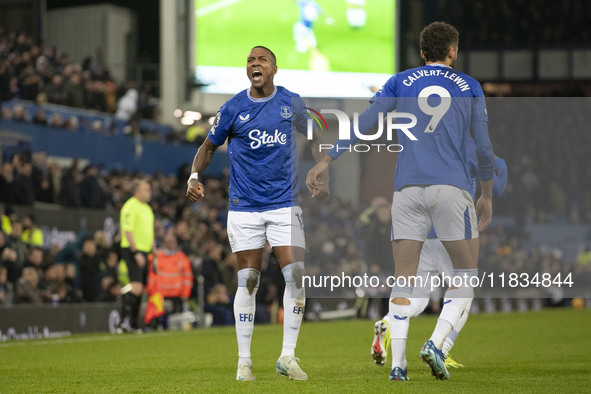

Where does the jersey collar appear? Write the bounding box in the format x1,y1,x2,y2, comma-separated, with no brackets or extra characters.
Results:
426,63,451,69
247,86,277,103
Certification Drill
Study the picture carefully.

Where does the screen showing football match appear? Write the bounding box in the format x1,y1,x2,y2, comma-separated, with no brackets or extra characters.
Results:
194,0,396,97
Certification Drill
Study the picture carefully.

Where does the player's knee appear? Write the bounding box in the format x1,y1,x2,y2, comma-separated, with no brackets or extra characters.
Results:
446,268,478,298
391,297,411,305
237,268,261,295
282,261,305,288
390,284,413,305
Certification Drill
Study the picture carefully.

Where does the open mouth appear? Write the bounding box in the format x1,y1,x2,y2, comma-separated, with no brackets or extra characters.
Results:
252,70,262,83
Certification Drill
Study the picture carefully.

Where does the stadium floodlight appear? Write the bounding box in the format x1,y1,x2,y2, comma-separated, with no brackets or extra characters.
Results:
180,116,194,126
184,111,202,121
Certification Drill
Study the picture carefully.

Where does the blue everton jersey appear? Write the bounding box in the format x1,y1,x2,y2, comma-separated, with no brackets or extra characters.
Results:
207,86,307,212
373,63,489,193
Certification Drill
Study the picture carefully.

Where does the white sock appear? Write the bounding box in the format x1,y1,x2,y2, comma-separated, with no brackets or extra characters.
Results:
442,330,456,356
442,299,471,356
280,262,305,358
430,270,476,349
430,318,453,350
409,297,429,318
454,299,472,334
389,301,411,370
234,269,260,366
430,293,471,349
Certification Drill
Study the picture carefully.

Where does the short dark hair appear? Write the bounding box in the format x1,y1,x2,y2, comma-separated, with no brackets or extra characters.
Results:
419,22,459,63
251,45,276,65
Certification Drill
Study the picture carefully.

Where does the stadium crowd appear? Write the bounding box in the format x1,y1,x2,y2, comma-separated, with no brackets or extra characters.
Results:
0,27,159,133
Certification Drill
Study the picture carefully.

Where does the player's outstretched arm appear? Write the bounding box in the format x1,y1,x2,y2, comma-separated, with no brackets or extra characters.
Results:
186,137,218,201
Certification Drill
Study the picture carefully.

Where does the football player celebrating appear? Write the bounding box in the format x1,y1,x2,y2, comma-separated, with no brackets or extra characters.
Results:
307,22,495,381
187,46,327,382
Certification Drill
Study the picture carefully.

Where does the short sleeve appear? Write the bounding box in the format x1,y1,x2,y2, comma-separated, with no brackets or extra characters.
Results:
291,96,309,136
120,203,135,233
207,102,234,146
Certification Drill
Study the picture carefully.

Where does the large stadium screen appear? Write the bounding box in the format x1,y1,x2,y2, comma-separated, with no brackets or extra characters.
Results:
195,0,396,97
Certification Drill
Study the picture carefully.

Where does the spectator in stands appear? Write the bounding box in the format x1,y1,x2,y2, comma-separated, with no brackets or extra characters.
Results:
11,104,26,122
115,86,139,122
137,84,158,120
14,162,35,206
219,252,238,295
35,91,48,105
79,165,103,208
97,279,121,303
48,113,64,128
22,214,43,247
0,58,17,103
63,116,79,131
174,220,193,255
1,207,14,234
78,238,103,302
0,230,19,284
32,108,47,125
200,244,225,295
205,283,233,326
24,246,45,279
93,230,111,262
1,106,13,119
45,263,81,304
64,72,85,108
15,266,44,304
7,221,27,281
19,66,41,101
85,74,107,112
0,265,14,305
59,161,82,207
32,152,55,203
45,73,66,105
0,162,16,205
47,160,61,197
102,250,119,280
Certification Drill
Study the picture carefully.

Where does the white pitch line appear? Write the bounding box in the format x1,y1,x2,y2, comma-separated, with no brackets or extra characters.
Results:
196,0,244,17
0,335,116,348
0,330,193,348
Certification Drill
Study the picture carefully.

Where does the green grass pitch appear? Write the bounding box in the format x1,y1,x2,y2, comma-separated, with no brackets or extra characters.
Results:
1,308,590,392
195,0,394,74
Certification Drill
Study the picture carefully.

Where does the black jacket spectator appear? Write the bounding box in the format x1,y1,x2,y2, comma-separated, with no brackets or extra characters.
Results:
59,164,82,207
78,239,103,302
0,162,16,205
14,163,35,206
79,166,103,208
